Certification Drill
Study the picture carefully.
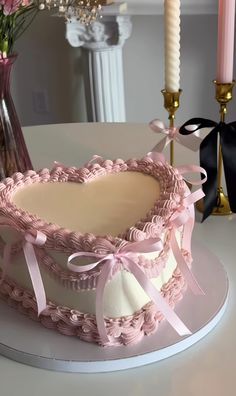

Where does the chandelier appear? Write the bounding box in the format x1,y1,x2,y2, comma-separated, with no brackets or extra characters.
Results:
39,0,102,24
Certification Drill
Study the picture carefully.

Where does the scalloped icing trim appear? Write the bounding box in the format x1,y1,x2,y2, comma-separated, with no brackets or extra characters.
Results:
0,268,186,347
0,157,186,285
0,234,172,289
0,157,185,251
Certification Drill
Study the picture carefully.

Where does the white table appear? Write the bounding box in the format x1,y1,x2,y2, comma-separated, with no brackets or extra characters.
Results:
0,123,235,396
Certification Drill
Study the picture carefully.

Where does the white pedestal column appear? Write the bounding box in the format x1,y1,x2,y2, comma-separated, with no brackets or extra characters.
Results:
66,16,132,122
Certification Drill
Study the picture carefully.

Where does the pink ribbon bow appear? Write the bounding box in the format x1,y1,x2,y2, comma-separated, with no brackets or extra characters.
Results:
0,218,47,315
168,188,206,296
68,238,192,345
146,152,207,191
146,151,207,295
150,119,202,153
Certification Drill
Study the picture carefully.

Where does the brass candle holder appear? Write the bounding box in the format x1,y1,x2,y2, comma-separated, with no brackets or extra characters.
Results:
212,80,235,215
161,89,182,166
197,81,235,215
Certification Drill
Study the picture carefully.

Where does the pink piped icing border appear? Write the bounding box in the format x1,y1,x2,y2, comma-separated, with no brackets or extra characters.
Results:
0,157,185,250
0,268,186,346
0,234,173,291
0,157,189,346
0,157,186,286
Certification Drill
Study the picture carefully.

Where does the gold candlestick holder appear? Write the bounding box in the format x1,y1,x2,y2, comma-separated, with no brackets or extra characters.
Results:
161,89,182,166
212,80,235,215
197,80,235,215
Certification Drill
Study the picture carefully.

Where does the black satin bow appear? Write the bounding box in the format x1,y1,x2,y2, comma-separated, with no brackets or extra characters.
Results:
179,118,236,221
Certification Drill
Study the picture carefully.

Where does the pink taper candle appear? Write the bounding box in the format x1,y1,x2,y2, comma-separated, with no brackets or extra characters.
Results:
217,0,236,83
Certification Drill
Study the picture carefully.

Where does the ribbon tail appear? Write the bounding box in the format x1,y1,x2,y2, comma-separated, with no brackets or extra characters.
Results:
171,230,204,296
177,134,202,152
147,151,166,164
151,136,170,153
95,261,113,345
124,258,191,336
23,242,47,315
181,189,203,253
1,243,12,284
182,217,194,254
176,166,207,187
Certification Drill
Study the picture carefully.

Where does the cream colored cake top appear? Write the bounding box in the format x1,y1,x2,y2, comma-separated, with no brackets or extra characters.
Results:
12,172,160,236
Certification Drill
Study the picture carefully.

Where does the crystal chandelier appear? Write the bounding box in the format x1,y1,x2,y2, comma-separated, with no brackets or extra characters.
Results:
39,0,102,24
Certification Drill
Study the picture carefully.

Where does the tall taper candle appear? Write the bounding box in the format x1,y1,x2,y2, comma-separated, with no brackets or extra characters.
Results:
164,0,181,92
217,0,236,83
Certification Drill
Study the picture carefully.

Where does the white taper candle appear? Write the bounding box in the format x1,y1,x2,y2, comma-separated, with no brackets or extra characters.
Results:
164,0,181,92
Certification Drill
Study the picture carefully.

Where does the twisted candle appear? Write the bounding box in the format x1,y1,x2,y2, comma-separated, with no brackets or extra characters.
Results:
164,0,181,93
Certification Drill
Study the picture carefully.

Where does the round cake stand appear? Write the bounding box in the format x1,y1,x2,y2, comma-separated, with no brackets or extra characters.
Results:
0,241,229,373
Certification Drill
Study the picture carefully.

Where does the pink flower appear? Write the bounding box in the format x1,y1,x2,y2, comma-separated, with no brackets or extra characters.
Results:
1,0,23,15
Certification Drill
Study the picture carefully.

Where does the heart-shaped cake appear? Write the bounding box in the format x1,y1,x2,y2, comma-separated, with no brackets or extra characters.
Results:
0,156,202,346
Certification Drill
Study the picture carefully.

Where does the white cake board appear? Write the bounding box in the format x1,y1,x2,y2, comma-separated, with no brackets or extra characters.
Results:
0,241,229,373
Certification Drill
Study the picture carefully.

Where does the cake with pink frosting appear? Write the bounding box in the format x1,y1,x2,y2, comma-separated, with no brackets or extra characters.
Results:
0,155,204,346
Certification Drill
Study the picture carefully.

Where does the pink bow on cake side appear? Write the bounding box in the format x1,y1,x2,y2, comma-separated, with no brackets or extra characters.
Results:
168,189,205,295
67,229,202,345
147,155,207,295
66,161,207,345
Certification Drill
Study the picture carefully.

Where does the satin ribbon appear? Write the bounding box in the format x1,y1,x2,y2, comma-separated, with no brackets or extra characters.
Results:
169,189,205,296
146,153,207,292
179,117,236,220
144,153,206,292
150,119,202,153
146,151,207,190
146,151,166,164
168,164,207,282
68,238,192,344
0,218,47,315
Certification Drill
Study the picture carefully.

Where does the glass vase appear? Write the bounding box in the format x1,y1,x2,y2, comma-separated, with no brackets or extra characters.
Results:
0,54,33,179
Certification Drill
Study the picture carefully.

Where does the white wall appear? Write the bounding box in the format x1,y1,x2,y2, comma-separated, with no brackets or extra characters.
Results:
12,13,236,126
124,0,218,14
13,12,80,126
124,14,236,125
126,0,217,8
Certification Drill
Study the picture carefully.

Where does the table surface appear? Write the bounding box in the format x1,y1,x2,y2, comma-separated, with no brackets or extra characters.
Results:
0,123,235,396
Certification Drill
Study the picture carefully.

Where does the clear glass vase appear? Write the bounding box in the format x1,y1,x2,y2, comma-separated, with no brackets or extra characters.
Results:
0,54,33,179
